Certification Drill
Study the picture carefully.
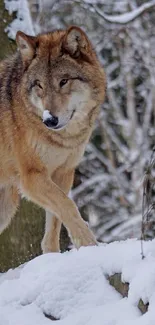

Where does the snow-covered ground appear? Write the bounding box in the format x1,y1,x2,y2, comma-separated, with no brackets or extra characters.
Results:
2,2,155,324
1,239,155,325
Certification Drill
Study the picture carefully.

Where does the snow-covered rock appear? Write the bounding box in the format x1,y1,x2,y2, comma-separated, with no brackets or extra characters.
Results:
0,239,155,324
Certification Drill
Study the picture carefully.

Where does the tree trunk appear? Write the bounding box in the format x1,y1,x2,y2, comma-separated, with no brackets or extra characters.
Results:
0,0,44,271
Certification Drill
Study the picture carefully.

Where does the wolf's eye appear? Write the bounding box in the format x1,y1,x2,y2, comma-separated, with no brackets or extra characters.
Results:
60,79,68,88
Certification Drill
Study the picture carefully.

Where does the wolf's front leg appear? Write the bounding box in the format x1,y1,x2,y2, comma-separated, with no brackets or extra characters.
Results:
42,169,74,253
21,168,97,250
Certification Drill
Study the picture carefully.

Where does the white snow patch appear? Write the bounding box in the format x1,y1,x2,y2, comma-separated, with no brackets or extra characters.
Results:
4,0,35,39
94,1,155,24
1,240,155,324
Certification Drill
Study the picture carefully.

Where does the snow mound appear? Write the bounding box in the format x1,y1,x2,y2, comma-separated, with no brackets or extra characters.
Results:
1,239,155,324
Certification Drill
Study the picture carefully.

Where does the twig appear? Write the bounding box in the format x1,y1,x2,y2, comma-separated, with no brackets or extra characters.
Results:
141,147,155,259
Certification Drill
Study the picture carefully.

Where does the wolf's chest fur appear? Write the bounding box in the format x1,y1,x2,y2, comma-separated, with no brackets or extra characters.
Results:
27,129,86,175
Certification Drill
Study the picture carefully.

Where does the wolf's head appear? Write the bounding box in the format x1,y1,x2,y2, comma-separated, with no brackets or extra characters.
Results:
16,26,105,131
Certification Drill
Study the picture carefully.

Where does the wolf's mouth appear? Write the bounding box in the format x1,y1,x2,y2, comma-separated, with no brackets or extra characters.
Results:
70,109,76,120
53,109,76,130
43,109,76,131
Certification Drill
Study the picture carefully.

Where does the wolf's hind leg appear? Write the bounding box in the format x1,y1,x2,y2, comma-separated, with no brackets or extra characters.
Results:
41,211,61,253
0,186,19,234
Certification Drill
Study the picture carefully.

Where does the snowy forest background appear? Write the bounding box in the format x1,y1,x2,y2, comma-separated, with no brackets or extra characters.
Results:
0,0,155,271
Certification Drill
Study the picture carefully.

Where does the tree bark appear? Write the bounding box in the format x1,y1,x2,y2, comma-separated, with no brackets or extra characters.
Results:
0,0,45,271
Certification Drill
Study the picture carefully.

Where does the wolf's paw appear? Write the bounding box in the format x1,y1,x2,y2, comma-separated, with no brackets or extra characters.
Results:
71,226,97,249
41,235,60,254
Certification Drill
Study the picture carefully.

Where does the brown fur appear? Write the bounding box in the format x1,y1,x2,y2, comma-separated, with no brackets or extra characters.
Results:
0,26,106,252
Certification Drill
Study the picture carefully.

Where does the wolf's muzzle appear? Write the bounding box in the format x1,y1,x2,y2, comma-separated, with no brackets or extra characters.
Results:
43,109,76,131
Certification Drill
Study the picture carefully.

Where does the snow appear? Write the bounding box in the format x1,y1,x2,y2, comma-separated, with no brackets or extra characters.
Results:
6,0,155,40
4,0,35,39
2,3,155,322
94,1,155,24
1,240,155,324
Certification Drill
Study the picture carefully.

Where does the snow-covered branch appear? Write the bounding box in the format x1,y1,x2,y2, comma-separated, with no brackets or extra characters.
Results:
93,1,155,24
5,0,35,38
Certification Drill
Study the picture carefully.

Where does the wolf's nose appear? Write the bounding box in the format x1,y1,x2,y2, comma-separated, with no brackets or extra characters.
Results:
44,116,59,128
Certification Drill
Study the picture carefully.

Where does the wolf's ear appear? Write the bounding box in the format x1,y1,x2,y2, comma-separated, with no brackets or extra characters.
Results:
62,26,90,58
16,31,36,62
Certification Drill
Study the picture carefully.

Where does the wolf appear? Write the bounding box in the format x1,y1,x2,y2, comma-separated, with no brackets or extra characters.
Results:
0,26,106,253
